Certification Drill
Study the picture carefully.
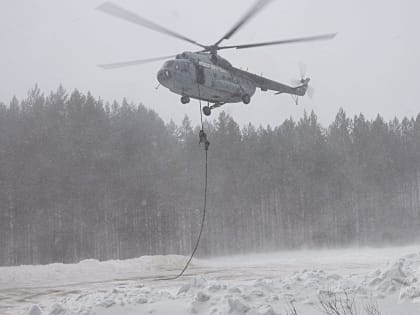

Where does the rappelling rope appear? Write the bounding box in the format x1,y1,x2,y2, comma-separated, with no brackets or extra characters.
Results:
161,85,209,281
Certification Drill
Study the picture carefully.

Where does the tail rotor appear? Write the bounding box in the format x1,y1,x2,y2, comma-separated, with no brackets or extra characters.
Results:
291,62,315,99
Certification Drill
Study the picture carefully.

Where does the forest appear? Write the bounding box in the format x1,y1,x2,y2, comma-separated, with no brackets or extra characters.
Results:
0,86,419,266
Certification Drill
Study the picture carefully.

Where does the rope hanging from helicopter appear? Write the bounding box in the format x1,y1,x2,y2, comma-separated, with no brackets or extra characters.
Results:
160,84,209,280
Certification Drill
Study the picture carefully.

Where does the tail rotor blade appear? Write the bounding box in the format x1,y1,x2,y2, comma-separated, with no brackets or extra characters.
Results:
298,61,307,79
307,86,315,99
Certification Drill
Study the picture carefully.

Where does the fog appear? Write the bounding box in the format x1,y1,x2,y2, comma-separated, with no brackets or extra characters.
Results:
1,1,420,314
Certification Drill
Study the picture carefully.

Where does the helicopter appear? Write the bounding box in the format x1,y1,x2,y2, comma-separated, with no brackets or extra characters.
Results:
97,0,336,116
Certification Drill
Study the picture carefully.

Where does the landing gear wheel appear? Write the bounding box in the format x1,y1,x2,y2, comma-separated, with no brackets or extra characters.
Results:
202,106,211,116
181,96,190,104
242,94,251,104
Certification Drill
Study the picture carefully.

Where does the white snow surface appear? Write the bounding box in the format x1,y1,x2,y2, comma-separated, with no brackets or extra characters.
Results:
1,246,420,315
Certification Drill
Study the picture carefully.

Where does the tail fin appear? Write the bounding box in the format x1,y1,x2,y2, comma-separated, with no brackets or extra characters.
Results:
294,78,310,96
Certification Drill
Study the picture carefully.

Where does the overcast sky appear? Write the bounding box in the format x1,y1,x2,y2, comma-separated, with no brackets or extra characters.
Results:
1,0,419,127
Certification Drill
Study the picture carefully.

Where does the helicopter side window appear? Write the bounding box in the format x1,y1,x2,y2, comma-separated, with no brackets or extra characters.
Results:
175,64,180,70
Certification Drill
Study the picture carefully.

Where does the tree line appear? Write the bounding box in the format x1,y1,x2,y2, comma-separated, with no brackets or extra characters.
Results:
0,86,419,266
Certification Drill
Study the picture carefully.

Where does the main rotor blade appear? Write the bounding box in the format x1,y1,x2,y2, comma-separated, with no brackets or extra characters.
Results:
98,55,176,69
299,61,308,79
97,2,206,49
217,33,337,50
213,0,273,47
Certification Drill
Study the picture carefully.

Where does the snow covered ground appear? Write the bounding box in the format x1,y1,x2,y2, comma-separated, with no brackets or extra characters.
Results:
1,245,420,315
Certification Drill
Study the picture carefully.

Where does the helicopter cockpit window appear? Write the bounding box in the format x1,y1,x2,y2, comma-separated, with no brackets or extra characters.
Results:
164,60,174,68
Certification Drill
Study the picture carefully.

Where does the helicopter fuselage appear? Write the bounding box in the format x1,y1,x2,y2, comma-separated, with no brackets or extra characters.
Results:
157,52,256,104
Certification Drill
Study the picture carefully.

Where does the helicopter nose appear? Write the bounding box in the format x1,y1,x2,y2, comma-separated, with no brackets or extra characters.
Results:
157,69,172,83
